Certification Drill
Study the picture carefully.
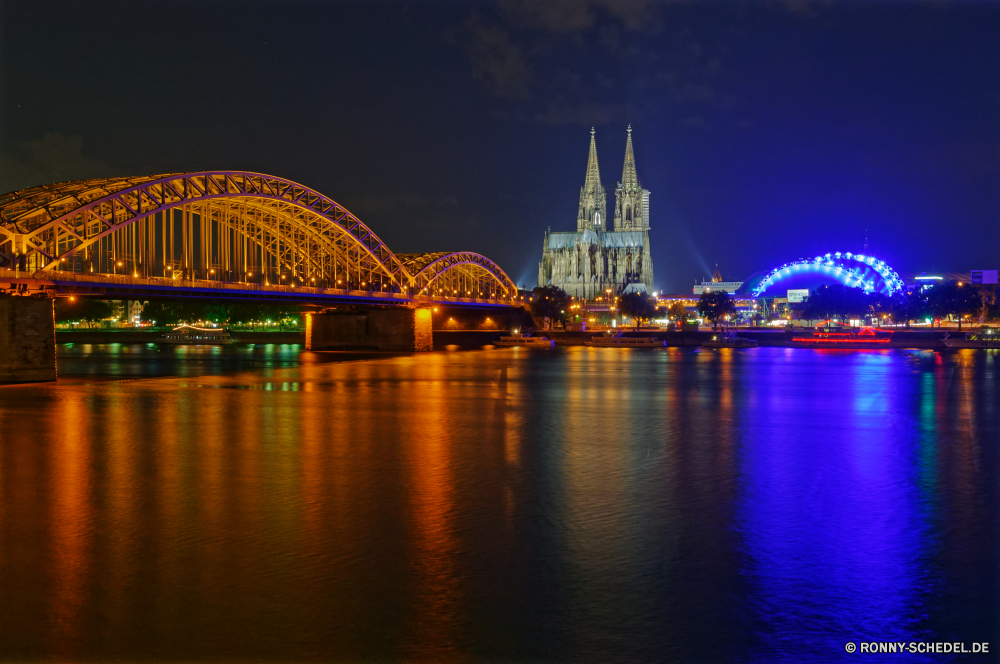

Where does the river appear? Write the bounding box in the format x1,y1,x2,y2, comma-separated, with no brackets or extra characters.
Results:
0,344,997,662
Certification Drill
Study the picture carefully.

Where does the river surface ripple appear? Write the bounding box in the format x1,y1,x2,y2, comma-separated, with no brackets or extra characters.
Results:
0,344,997,663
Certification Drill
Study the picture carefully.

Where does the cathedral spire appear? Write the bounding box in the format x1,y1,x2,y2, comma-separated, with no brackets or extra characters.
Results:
584,127,602,194
620,124,638,189
613,124,649,232
577,127,607,232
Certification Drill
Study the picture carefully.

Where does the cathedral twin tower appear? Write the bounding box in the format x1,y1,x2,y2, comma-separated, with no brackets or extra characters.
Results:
538,126,654,299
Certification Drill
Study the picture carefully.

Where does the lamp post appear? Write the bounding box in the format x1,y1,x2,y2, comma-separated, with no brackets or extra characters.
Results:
606,288,613,328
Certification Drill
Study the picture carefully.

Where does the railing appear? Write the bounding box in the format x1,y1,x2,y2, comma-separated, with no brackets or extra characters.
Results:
0,268,519,306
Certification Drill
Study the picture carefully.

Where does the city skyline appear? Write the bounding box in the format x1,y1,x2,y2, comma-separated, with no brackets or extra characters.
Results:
2,1,997,292
1,3,998,660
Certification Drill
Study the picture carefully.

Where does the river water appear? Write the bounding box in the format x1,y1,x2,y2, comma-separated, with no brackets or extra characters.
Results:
0,344,997,663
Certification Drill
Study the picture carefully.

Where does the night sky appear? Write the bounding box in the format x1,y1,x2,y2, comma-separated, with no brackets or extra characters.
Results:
2,1,998,293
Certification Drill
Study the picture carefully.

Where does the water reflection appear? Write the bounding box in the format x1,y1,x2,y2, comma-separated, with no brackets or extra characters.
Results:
402,357,463,661
50,400,92,660
0,347,996,662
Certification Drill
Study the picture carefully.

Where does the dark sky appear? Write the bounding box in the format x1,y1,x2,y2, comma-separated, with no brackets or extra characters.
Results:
2,0,998,292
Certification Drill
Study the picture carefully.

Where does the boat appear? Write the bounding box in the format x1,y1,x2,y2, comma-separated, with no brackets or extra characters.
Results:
496,330,555,348
585,333,665,347
160,324,234,344
942,327,1000,349
793,322,891,347
702,329,757,348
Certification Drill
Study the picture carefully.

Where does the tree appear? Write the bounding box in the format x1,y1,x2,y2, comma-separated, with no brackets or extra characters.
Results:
987,291,1000,322
888,289,926,328
56,298,114,328
666,301,689,322
141,300,204,326
141,300,175,326
697,290,736,330
925,282,980,327
618,292,657,327
866,292,892,324
800,284,869,321
529,286,571,329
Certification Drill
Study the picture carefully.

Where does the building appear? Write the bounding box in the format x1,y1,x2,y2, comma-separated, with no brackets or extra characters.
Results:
693,265,744,295
538,126,654,298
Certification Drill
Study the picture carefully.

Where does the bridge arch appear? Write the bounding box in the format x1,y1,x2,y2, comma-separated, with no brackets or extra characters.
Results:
752,251,904,298
398,252,519,300
0,172,517,300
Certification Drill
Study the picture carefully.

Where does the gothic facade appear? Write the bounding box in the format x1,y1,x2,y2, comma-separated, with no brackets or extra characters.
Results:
538,126,654,299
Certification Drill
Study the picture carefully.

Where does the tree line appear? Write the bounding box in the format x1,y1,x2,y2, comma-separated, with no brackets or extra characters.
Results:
795,282,994,326
528,286,702,328
56,298,302,329
526,281,999,330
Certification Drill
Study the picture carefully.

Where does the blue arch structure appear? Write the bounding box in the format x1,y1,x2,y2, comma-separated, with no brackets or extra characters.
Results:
752,252,904,298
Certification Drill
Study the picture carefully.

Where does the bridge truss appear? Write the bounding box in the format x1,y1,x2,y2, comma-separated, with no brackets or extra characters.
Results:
0,172,518,303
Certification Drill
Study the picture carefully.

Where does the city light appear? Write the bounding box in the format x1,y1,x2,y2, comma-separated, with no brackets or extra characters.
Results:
753,252,904,297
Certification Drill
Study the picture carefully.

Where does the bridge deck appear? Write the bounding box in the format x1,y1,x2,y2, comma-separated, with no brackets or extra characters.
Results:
0,269,521,309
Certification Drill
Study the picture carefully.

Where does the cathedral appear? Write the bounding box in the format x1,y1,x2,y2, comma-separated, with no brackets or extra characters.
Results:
537,126,654,299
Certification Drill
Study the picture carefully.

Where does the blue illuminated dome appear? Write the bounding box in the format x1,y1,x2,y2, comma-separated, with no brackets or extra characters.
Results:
753,252,904,298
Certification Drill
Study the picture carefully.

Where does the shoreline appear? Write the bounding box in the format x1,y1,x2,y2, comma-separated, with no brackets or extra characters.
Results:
58,329,306,344
540,328,953,349
55,328,967,350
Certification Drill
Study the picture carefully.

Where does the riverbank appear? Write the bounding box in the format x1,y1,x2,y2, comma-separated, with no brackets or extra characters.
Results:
541,328,953,349
57,329,306,344
55,329,509,349
56,327,962,349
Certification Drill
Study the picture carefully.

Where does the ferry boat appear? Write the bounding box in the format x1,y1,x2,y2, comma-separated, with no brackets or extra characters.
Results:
586,333,665,348
794,322,891,347
942,327,1000,349
702,329,757,348
160,324,234,344
496,330,555,348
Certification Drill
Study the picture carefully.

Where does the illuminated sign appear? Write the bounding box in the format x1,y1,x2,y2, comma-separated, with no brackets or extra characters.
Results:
787,289,810,303
971,270,998,285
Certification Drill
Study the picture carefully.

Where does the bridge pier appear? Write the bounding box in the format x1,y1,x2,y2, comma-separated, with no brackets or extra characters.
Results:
0,297,57,384
305,307,433,352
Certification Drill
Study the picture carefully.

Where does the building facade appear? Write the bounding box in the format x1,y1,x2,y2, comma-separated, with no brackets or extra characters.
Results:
692,265,744,295
538,126,654,299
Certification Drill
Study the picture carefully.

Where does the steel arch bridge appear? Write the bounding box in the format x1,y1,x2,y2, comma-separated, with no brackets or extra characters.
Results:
752,251,904,298
0,172,519,306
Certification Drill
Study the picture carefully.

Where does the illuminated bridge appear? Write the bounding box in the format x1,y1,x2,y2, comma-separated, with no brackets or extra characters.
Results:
0,171,519,307
0,172,527,379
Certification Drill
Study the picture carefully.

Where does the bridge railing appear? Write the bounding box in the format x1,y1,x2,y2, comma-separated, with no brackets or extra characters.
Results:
0,268,519,306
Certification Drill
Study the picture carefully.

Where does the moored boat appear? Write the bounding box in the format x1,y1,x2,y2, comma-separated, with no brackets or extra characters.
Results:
586,333,665,347
496,330,555,348
793,322,891,347
942,327,1000,349
702,329,757,348
160,324,234,344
